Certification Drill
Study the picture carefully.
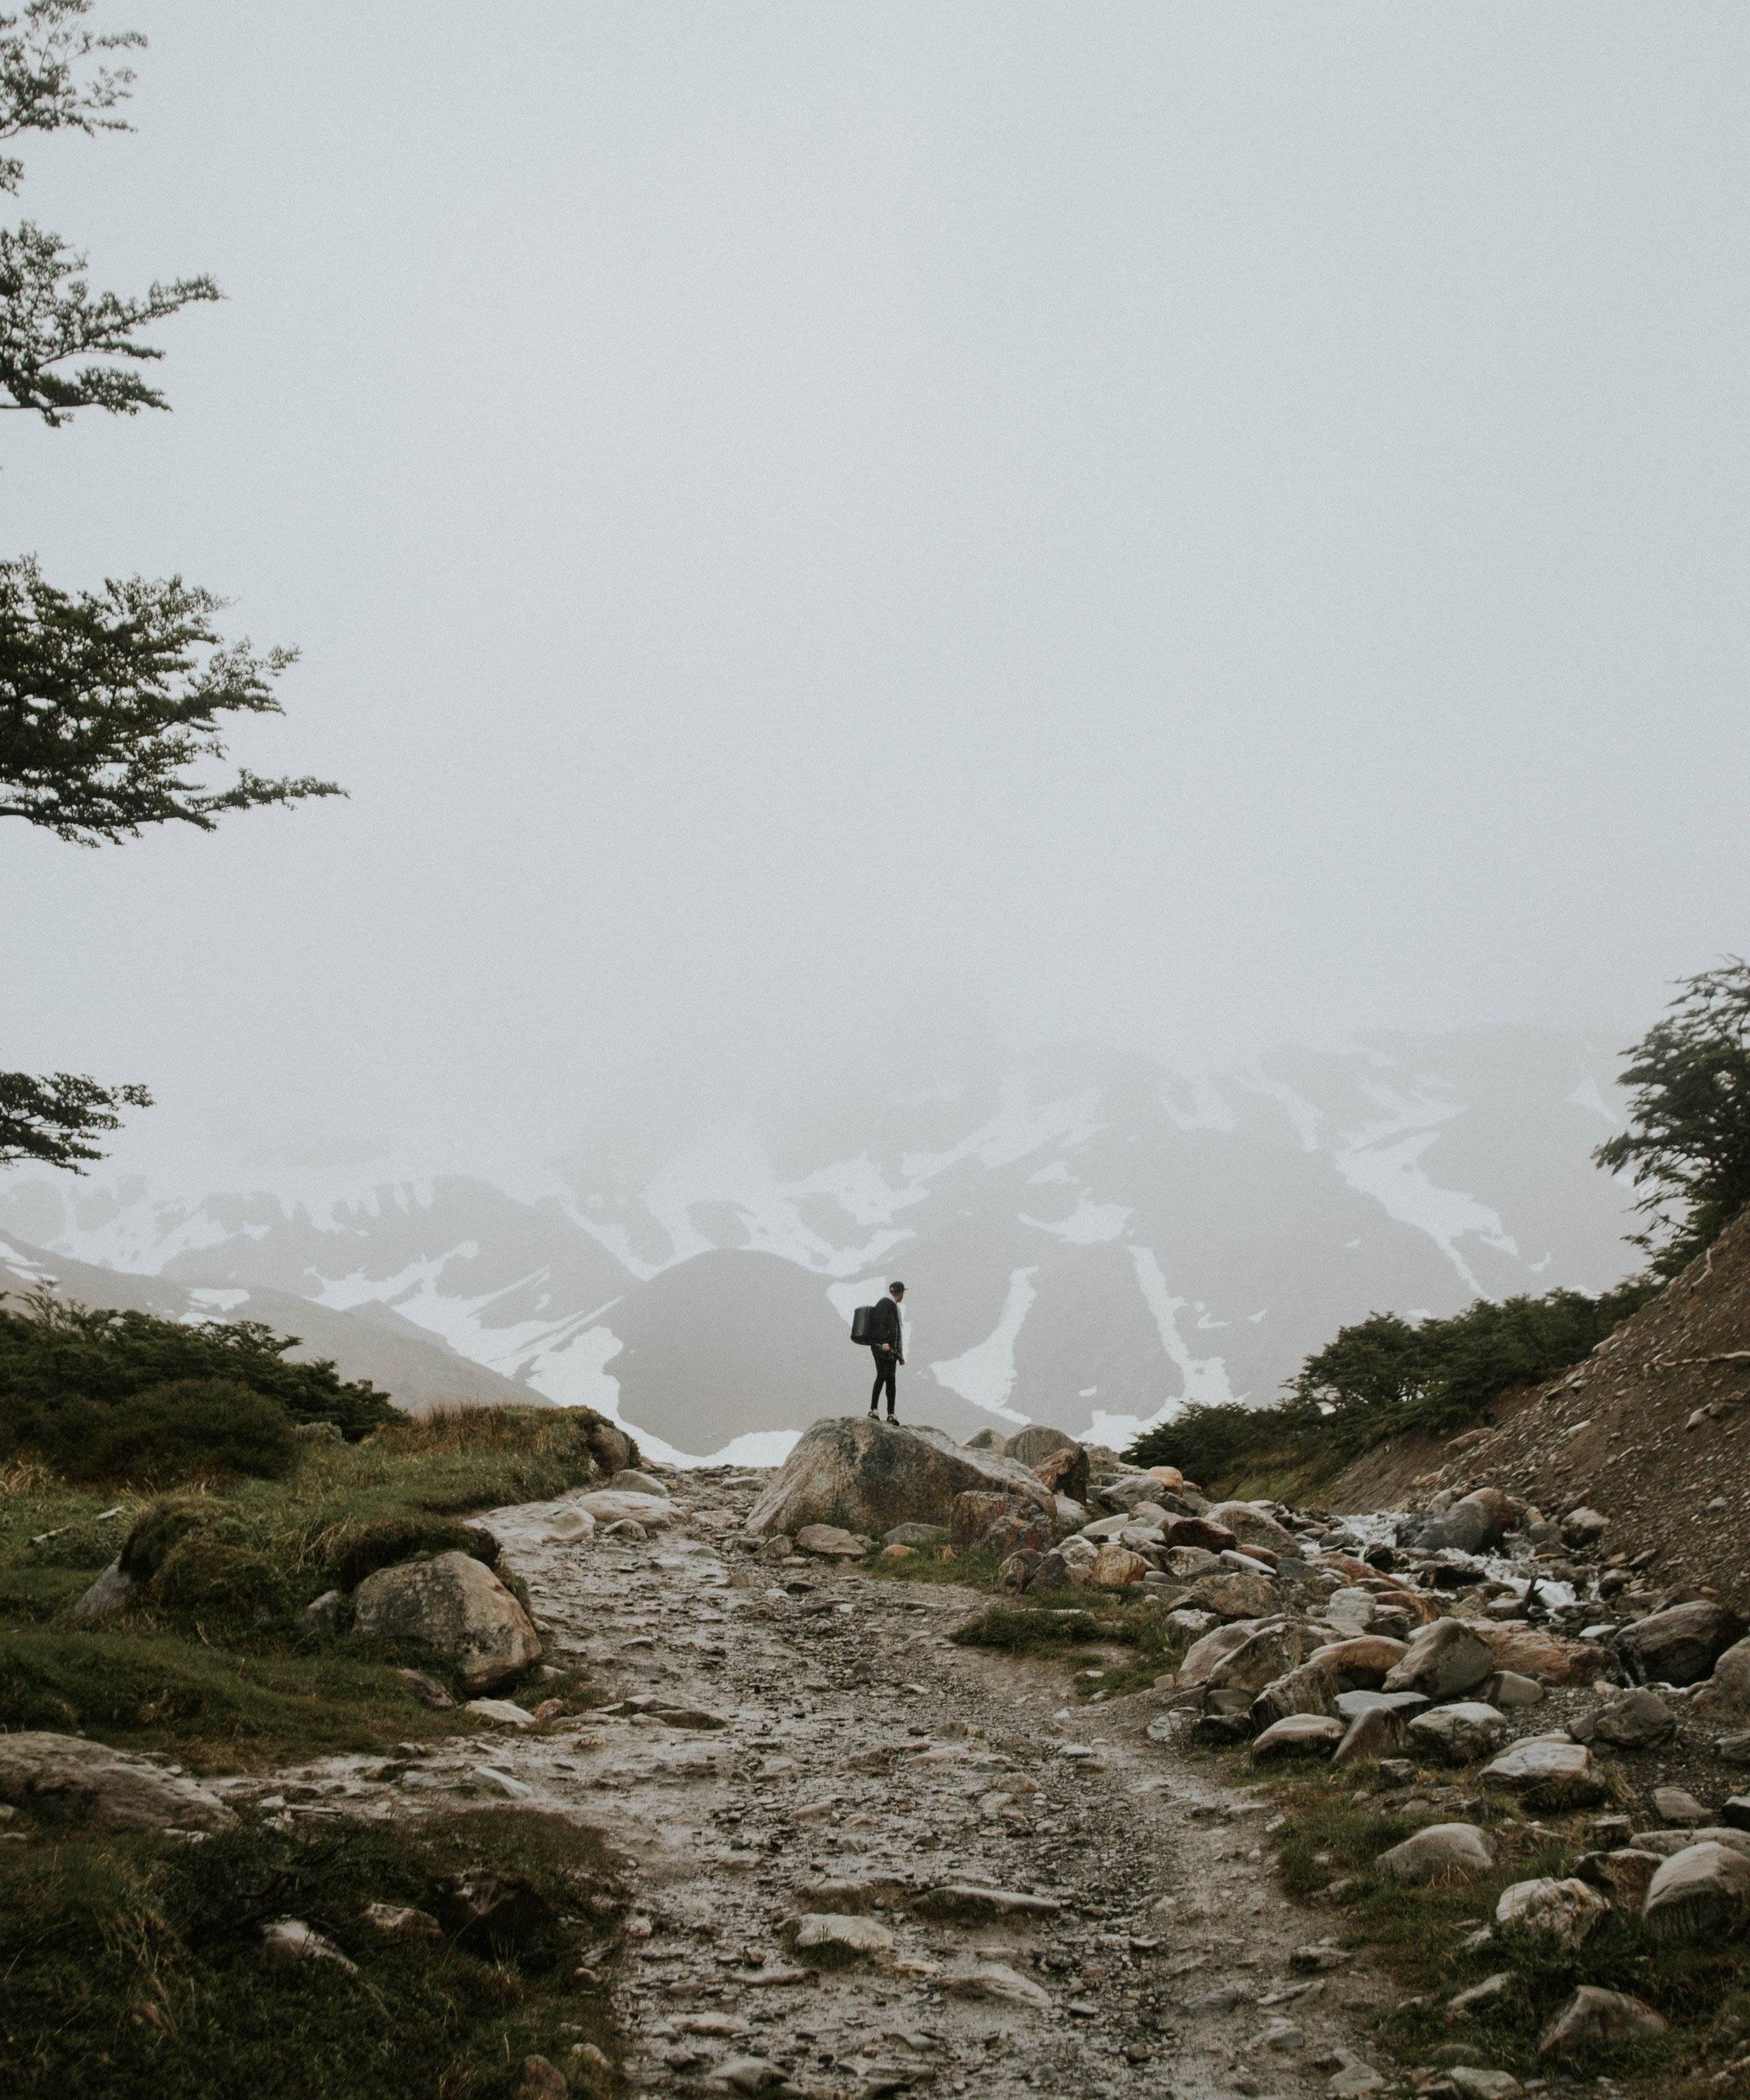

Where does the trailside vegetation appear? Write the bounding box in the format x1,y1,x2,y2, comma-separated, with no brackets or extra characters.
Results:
1129,1279,1654,1491
1595,956,1750,1278
0,1287,396,1465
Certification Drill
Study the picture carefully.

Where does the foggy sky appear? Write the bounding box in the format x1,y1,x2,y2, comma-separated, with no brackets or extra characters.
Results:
5,3,1749,1172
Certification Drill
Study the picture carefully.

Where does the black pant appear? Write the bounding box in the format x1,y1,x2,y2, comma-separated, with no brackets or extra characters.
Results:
870,1351,898,1416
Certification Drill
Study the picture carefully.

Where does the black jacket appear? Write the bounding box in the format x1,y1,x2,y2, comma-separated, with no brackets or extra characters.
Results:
868,1296,904,1359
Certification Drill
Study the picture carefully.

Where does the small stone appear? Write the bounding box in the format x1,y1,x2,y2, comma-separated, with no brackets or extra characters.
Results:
1407,1702,1509,1766
259,1917,359,1972
913,1884,1062,1920
782,1912,895,1965
362,1900,440,1935
939,1962,1051,2010
1252,1713,1345,1759
1538,1986,1667,2058
1479,1736,1606,1811
1654,1784,1708,1826
466,1698,539,1727
718,2060,783,2095
1493,1877,1608,1948
1376,1822,1495,1885
1446,1972,1511,2020
394,1668,455,1709
511,2058,569,2100
795,1523,870,1559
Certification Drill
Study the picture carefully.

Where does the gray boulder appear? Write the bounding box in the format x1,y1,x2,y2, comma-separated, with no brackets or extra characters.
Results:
1481,1736,1606,1811
1252,1713,1345,1759
606,1468,667,1496
352,1550,541,1693
1207,1501,1299,1554
1384,1619,1496,1700
1407,1701,1509,1766
70,1559,140,1621
1006,1424,1079,1468
1207,1621,1313,1697
1641,1840,1750,1941
1575,1848,1663,1910
1185,1570,1277,1621
1179,1619,1266,1685
0,1732,236,1833
1618,1600,1743,1686
1375,1822,1495,1884
1538,1987,1667,2059
1494,1876,1608,1948
1404,1490,1507,1554
1251,1660,1340,1729
1707,1635,1750,1710
883,1522,948,1547
744,1417,1052,1539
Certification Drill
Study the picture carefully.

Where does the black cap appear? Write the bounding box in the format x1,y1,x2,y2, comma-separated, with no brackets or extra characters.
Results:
889,1281,906,1294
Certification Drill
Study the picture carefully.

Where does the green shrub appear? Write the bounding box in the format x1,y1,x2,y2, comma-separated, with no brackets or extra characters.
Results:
0,1289,395,1463
72,1378,299,1485
325,1516,498,1593
1131,1278,1657,1488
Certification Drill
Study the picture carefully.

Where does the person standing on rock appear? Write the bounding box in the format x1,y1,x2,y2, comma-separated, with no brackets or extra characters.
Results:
867,1281,906,1423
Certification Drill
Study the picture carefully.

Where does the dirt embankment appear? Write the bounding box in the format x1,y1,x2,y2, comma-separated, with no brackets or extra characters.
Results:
1323,1208,1750,1609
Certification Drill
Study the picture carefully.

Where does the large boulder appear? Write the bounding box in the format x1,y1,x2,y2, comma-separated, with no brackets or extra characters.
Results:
0,1732,236,1833
1472,1622,1602,1685
1251,1660,1340,1729
1007,1423,1079,1468
1618,1600,1744,1686
1310,1636,1409,1690
1029,1444,1090,1505
353,1550,541,1694
1641,1841,1750,1941
1179,1619,1265,1686
1706,1636,1750,1712
1407,1702,1509,1766
948,1491,1051,1557
1207,1621,1313,1697
1576,1687,1675,1749
744,1418,1052,1540
1403,1490,1509,1554
1185,1571,1277,1621
1207,1502,1299,1555
1163,1516,1239,1555
1383,1619,1496,1699
1252,1713,1344,1759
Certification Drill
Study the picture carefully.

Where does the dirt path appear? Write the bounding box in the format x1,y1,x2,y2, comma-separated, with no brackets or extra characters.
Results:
222,1476,1392,2099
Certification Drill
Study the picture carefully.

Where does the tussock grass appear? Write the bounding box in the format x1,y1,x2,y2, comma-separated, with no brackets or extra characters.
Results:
0,1809,626,2100
950,1593,1194,1694
0,1406,606,1762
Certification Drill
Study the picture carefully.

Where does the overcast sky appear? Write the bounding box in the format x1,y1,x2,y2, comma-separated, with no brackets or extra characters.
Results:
5,2,1749,1170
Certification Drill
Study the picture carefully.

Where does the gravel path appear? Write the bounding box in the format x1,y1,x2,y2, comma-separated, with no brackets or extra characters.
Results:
224,1472,1395,2100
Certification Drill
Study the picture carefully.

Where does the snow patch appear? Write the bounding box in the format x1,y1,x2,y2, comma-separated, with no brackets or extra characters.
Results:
929,1266,1038,1421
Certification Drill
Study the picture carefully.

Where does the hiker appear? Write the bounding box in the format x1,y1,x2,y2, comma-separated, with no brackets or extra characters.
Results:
866,1280,905,1422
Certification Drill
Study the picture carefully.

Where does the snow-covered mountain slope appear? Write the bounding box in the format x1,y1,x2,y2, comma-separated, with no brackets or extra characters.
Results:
0,1027,1637,1462
0,1232,544,1415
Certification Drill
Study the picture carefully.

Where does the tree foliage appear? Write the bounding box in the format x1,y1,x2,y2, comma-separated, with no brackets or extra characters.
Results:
1,5,342,1172
0,2,216,422
0,555,336,842
1128,1279,1654,1485
1594,958,1750,1277
0,1064,150,1168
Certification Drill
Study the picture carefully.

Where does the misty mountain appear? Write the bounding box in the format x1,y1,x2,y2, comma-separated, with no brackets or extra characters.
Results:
0,1232,543,1417
0,1027,1638,1462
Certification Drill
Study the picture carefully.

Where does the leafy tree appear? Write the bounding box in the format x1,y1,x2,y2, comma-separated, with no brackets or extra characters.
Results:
1595,958,1750,1276
1,3,340,1170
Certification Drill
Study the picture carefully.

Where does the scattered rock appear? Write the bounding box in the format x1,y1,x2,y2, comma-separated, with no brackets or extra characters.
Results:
938,1963,1051,2010
362,1901,441,1936
394,1668,455,1710
1375,1822,1496,1884
1383,1619,1496,1700
69,1559,139,1621
1575,1848,1663,1909
352,1551,542,1695
782,1912,896,1965
1185,1571,1276,1621
1252,1713,1345,1760
1090,1543,1149,1588
1537,1986,1667,2058
1617,1600,1744,1686
795,1523,870,1559
1446,1972,1512,2020
913,1884,1062,1921
883,1522,949,1548
542,1509,596,1544
1406,1702,1509,1766
1641,1840,1750,1940
0,1732,236,1834
259,1917,359,1972
1577,1686,1674,1749
1493,1876,1608,1948
1654,1784,1709,1826
297,1588,350,1636
576,1490,676,1529
1480,1737,1606,1812
606,1468,667,1496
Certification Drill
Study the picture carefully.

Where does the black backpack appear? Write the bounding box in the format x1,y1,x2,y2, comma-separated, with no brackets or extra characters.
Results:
850,1305,875,1347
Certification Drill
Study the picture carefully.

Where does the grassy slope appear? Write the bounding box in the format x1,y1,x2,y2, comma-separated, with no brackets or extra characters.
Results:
0,1410,628,2098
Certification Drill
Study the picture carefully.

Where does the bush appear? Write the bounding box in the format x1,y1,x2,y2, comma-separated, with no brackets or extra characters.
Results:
1131,1279,1657,1486
153,1531,291,1619
0,1289,395,1465
72,1378,299,1485
119,1494,221,1581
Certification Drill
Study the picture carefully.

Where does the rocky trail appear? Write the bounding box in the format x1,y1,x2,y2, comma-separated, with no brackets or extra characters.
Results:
212,1467,1388,2100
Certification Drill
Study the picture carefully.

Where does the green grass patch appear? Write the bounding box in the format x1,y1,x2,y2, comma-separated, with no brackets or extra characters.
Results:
0,1410,612,1763
1256,1768,1750,2084
950,1593,1194,1695
865,1546,1004,1588
0,1809,626,2100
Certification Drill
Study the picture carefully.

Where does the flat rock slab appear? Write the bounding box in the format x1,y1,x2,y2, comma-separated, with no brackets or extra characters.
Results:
913,1884,1064,1921
1480,1737,1606,1811
938,1962,1052,2010
0,1732,236,1834
1376,1822,1495,1884
782,1911,896,1965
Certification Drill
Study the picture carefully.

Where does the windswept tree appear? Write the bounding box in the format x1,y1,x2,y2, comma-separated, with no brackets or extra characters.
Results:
1595,958,1750,1276
0,2,340,1172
